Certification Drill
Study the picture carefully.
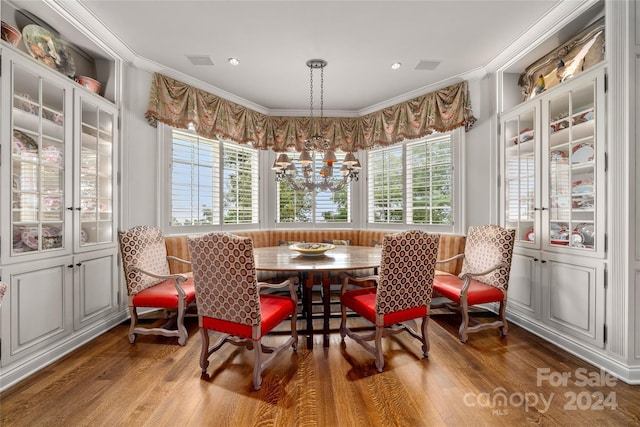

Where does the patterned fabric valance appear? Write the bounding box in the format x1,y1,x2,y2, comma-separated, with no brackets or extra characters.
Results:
145,73,476,152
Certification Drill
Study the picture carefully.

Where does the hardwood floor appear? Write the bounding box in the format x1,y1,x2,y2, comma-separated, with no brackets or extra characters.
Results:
1,312,639,426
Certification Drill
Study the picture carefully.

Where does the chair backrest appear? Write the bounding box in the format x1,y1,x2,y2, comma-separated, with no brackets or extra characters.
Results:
459,225,516,291
118,225,171,296
0,281,6,305
376,230,440,315
188,232,261,326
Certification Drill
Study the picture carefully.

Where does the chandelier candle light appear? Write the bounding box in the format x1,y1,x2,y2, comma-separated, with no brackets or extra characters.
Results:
272,59,361,192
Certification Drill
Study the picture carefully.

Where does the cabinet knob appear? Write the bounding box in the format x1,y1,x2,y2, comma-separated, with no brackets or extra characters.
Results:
67,207,74,211
533,258,539,262
76,263,82,267
75,207,82,211
67,264,74,268
541,260,547,263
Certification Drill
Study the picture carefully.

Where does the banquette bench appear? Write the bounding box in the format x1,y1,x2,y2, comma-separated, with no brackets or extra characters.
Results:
164,229,466,276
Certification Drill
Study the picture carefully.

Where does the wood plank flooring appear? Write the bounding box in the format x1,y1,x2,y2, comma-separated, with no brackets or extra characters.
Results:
1,312,639,426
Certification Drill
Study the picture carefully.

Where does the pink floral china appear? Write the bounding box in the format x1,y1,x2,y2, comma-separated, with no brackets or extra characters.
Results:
42,145,63,163
43,196,61,210
17,93,39,115
13,129,38,157
21,226,62,250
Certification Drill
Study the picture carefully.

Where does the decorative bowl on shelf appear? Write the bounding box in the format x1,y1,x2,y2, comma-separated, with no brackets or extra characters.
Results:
1,21,22,47
22,24,76,77
289,242,335,256
75,76,101,94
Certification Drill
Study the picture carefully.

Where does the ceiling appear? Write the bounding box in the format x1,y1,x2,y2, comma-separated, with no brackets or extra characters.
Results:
11,1,586,114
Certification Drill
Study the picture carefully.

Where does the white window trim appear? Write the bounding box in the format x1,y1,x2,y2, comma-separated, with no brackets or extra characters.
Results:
159,124,262,235
159,124,465,235
365,129,465,234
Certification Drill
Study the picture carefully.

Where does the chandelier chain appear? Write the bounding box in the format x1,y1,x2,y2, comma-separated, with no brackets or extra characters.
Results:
320,65,324,119
272,59,360,192
309,65,314,120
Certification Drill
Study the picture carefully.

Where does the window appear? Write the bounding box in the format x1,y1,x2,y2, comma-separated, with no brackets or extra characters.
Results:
167,129,258,231
276,152,351,224
368,132,454,226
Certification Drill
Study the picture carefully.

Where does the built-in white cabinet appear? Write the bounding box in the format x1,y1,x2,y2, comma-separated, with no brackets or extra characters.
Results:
0,47,124,388
500,65,606,348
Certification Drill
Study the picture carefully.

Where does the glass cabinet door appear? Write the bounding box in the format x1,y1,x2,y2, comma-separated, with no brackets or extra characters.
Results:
502,106,539,246
76,96,116,248
545,75,599,251
10,62,68,256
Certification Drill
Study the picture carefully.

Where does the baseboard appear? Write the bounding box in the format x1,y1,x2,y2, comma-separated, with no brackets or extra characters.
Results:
0,311,129,393
506,312,640,385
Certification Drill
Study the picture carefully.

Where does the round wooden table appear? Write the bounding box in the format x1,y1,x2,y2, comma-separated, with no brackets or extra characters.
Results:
253,245,382,348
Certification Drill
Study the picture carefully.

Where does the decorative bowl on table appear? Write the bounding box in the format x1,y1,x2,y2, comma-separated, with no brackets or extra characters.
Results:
289,242,335,256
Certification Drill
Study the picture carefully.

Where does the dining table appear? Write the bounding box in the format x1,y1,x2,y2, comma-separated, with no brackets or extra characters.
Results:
253,244,382,348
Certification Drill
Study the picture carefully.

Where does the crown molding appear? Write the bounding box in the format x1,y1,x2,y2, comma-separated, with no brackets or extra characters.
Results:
485,0,602,73
45,0,598,118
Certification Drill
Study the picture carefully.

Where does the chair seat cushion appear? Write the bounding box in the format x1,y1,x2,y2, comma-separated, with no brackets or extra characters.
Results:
132,277,196,308
342,287,427,327
202,294,295,340
433,275,505,305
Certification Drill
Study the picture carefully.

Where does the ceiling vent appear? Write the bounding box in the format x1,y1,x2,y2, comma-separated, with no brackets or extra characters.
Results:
186,55,214,66
414,60,441,71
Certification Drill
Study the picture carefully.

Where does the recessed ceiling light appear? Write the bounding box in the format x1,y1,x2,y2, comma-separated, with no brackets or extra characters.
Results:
391,62,402,70
228,57,240,66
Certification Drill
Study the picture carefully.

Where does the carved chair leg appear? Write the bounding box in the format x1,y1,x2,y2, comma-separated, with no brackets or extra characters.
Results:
253,340,263,391
499,300,508,336
459,296,469,343
340,297,348,341
290,307,299,351
176,300,188,346
128,306,138,344
199,328,210,375
374,326,384,372
421,316,430,357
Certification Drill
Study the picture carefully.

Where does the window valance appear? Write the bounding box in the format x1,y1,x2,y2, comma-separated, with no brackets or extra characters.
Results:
145,72,476,152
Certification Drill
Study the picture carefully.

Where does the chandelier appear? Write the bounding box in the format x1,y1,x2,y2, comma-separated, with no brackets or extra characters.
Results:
272,59,361,192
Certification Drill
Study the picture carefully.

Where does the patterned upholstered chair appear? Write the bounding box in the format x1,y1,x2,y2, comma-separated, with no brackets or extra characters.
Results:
0,281,6,305
339,230,440,372
118,225,196,346
188,232,299,391
432,225,516,343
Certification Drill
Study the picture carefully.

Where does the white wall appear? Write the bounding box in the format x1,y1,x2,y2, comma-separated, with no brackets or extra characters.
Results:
464,76,496,229
120,65,159,230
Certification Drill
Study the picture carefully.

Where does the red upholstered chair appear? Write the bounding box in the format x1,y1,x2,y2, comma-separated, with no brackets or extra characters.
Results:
188,232,298,391
339,230,440,372
432,225,516,343
118,225,196,346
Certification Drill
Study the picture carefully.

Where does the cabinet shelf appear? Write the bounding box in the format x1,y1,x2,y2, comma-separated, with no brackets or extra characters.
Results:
550,119,594,147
